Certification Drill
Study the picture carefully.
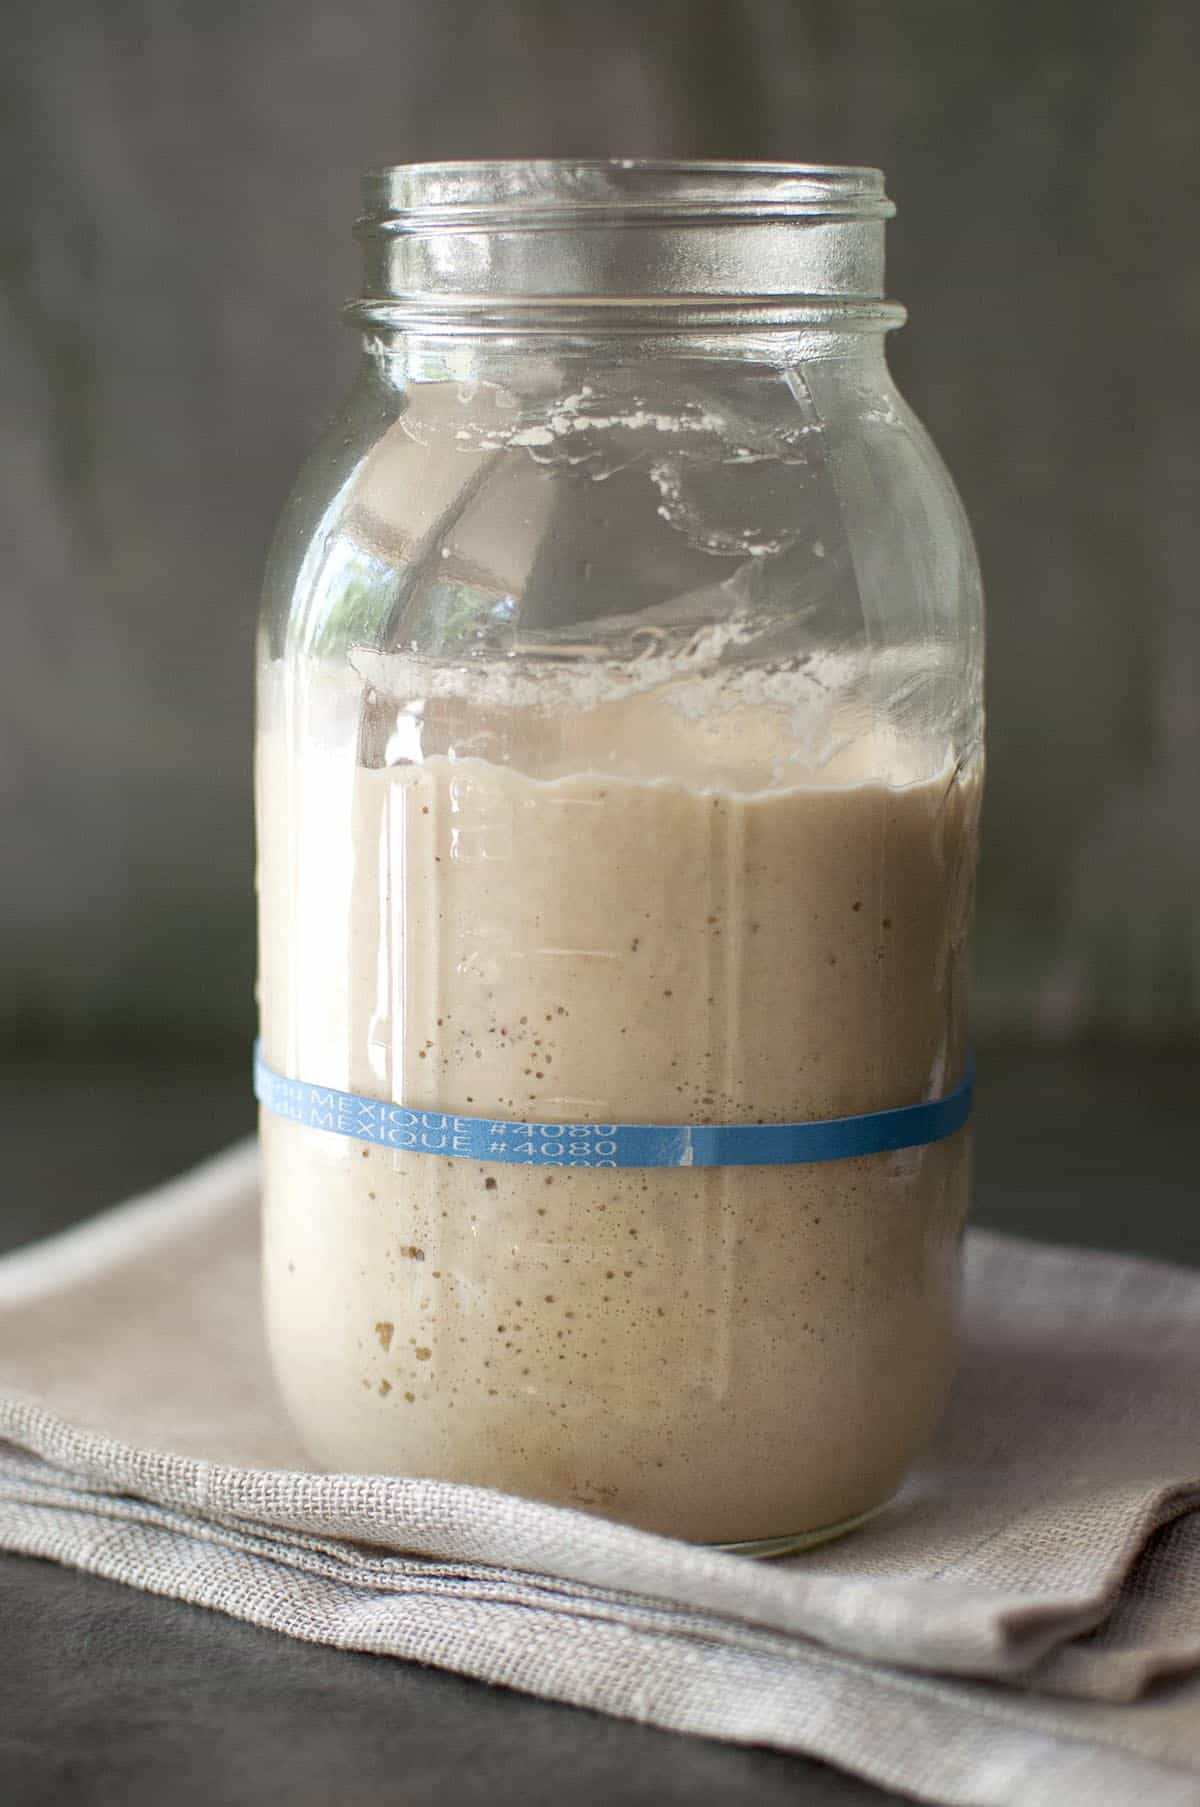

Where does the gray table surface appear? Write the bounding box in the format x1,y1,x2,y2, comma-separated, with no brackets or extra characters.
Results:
2,1047,1197,1805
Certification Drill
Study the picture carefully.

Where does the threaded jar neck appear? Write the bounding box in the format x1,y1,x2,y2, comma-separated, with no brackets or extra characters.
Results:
348,159,904,334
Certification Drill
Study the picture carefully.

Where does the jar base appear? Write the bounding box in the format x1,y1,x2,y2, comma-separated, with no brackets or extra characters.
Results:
712,1496,889,1559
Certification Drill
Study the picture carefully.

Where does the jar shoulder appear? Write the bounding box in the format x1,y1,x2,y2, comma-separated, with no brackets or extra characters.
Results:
261,351,982,705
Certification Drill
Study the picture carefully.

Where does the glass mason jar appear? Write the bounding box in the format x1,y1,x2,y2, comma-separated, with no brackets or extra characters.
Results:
256,161,983,1552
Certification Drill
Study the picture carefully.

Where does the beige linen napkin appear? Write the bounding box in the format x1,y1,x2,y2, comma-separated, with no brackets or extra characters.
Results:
2,1142,1200,1807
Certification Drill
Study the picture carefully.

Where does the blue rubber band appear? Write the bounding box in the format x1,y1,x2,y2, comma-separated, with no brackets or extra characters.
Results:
254,1044,972,1169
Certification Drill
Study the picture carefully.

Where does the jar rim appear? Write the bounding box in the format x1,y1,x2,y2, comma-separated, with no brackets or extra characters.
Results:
359,159,894,226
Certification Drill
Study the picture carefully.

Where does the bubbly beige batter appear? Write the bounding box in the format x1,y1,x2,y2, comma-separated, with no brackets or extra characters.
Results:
258,670,978,1543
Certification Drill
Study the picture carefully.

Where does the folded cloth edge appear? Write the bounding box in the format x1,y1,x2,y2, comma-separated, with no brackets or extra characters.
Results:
0,1139,1193,1689
1,1464,1197,1807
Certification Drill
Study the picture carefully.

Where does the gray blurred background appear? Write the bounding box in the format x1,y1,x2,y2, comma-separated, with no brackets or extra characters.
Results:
3,0,1198,1086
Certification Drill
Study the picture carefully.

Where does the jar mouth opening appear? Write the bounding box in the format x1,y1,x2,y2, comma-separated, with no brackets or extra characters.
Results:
359,159,895,228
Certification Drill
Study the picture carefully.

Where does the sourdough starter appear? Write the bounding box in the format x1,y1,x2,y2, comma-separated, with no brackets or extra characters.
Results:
258,672,978,1543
